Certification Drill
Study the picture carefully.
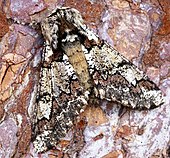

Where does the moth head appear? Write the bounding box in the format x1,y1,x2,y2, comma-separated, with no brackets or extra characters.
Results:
40,8,86,49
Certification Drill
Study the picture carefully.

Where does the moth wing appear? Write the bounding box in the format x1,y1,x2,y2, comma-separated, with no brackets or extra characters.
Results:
84,42,164,109
34,54,89,152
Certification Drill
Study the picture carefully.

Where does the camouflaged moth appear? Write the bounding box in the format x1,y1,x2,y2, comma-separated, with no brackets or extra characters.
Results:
32,7,164,152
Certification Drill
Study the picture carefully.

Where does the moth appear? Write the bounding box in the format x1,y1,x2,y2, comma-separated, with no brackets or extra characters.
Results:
32,7,164,152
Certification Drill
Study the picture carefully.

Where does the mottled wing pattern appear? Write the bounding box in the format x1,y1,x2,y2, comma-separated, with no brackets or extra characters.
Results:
34,47,89,152
83,42,164,109
33,7,164,153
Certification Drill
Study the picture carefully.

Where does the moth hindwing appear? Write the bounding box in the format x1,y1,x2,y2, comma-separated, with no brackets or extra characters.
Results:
33,7,164,152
